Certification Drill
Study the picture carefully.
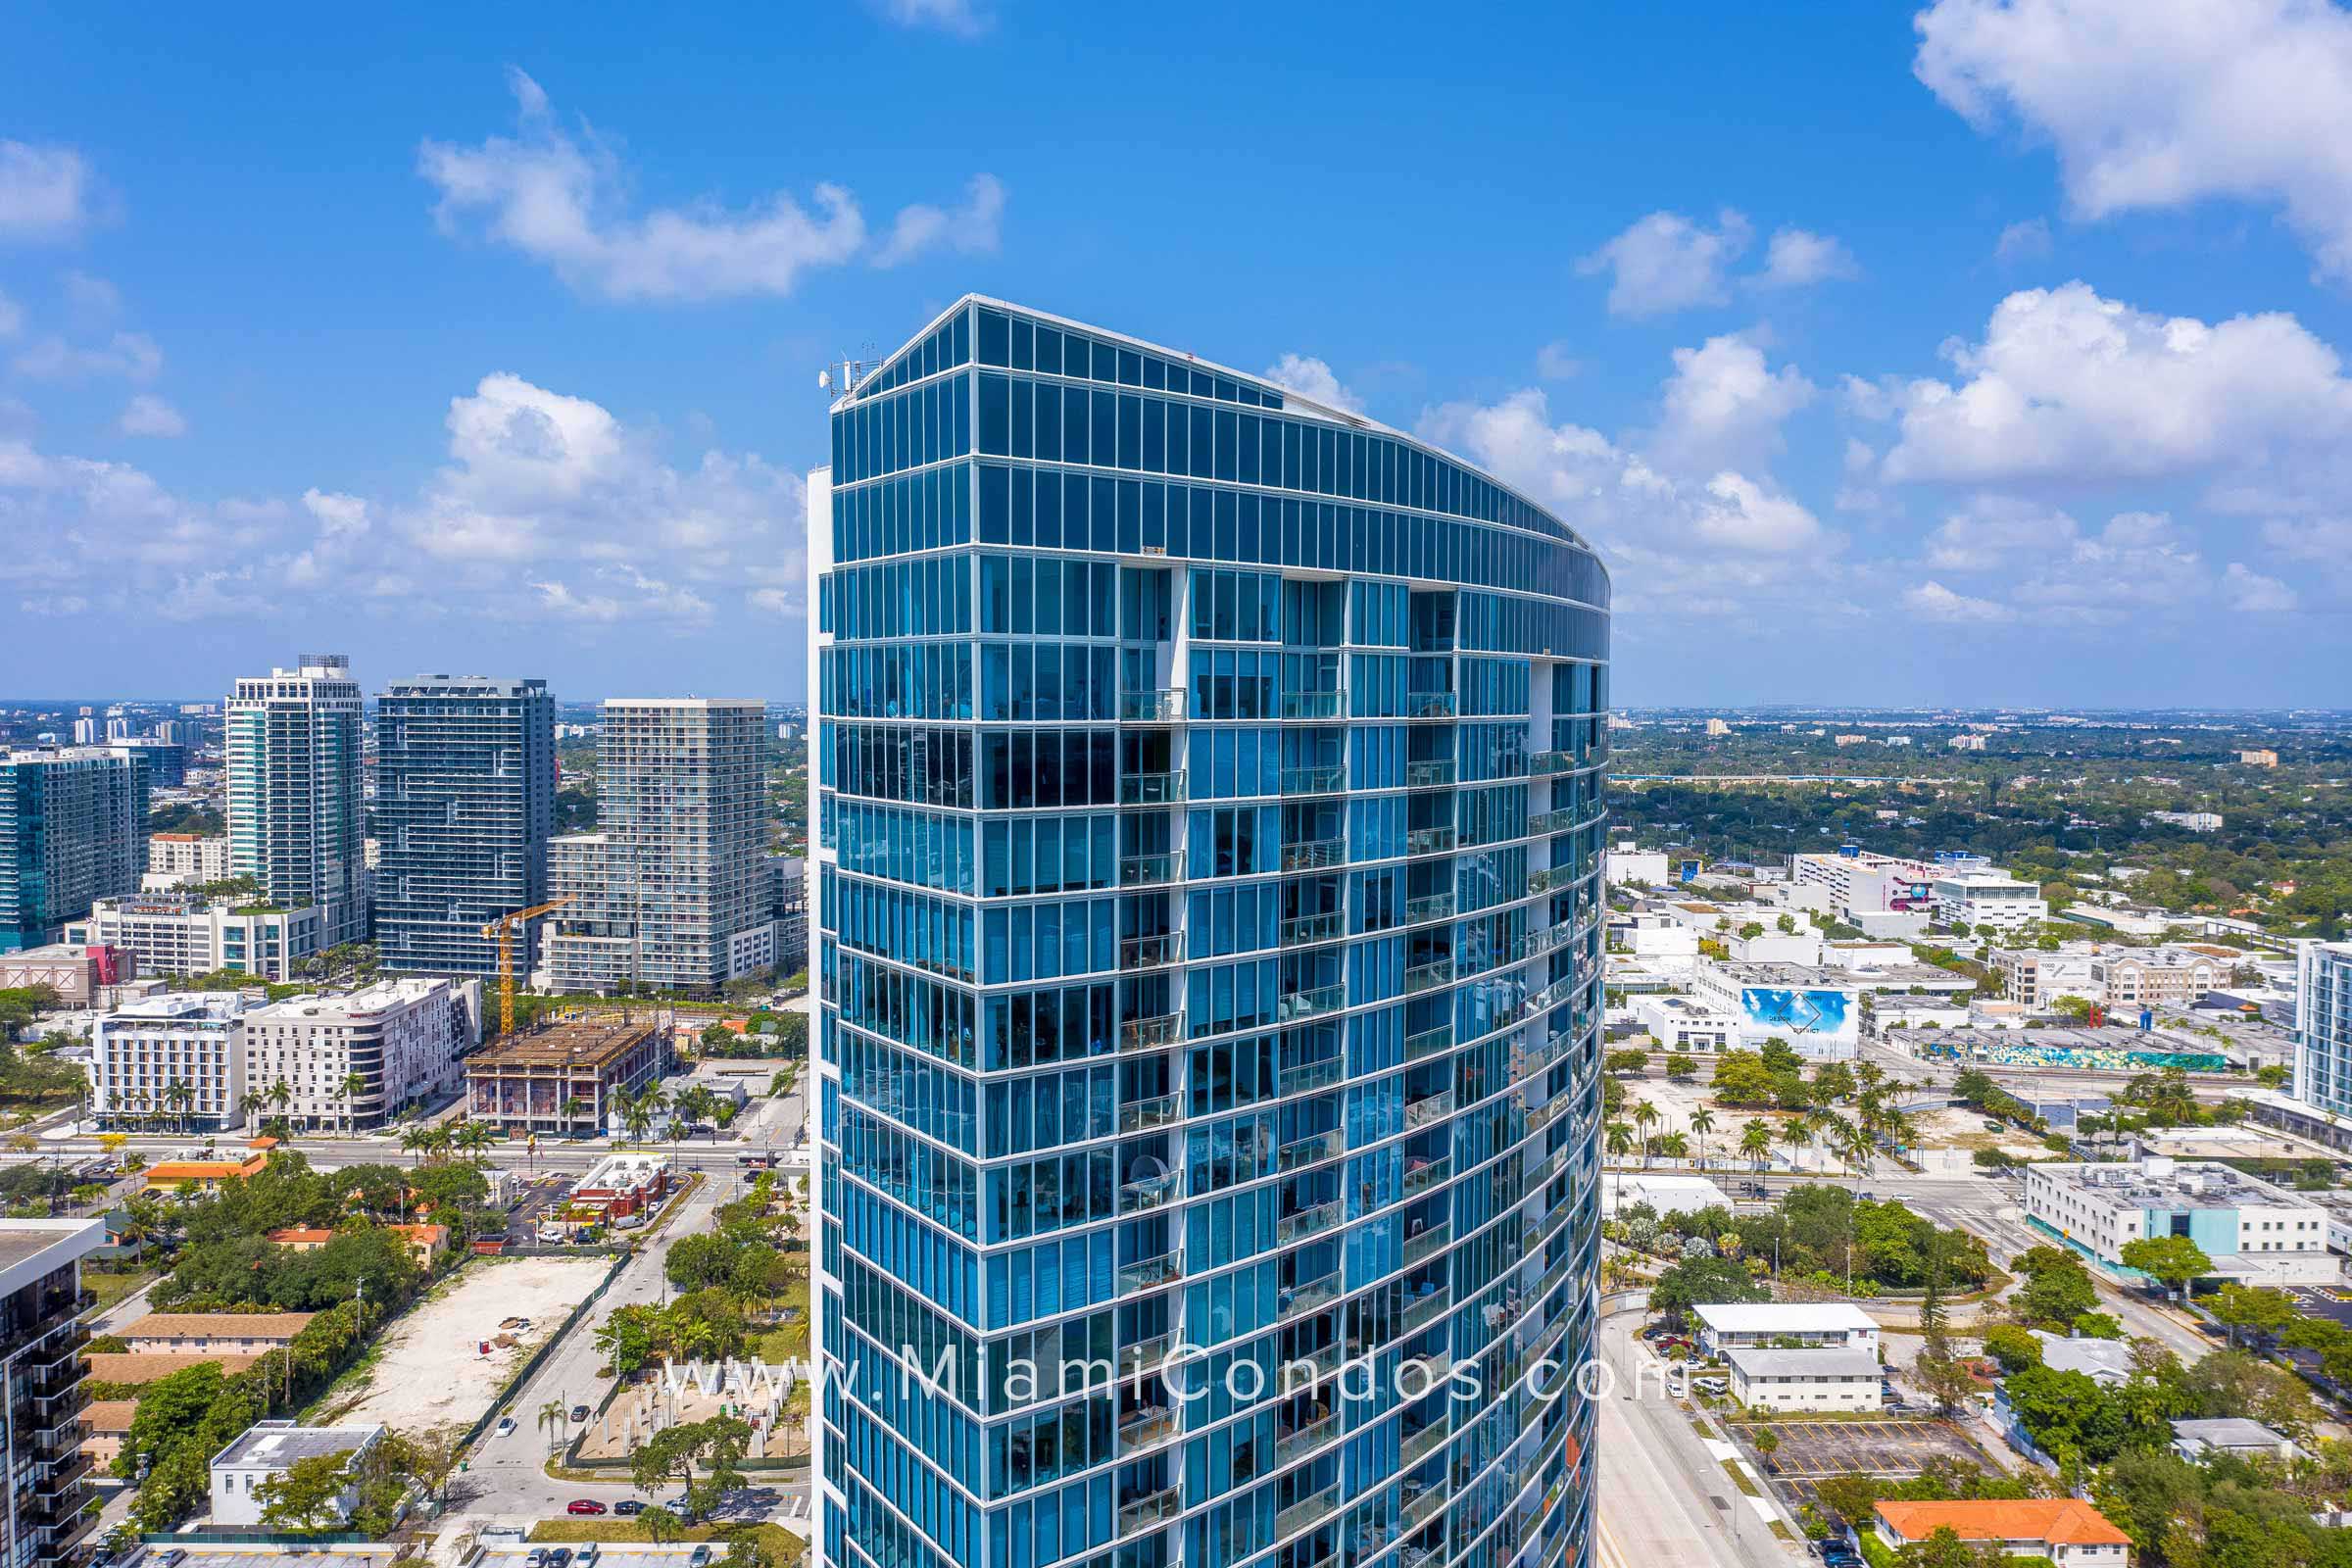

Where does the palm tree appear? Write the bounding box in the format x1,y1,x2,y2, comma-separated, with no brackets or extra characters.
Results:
270,1077,293,1123
1630,1101,1660,1168
238,1091,265,1131
1688,1106,1716,1170
164,1079,194,1135
421,1123,454,1163
537,1396,568,1456
454,1121,496,1166
1655,1131,1690,1166
400,1127,430,1166
1604,1122,1634,1162
1739,1119,1773,1171
1777,1119,1813,1173
341,1071,368,1137
559,1097,588,1137
620,1092,655,1147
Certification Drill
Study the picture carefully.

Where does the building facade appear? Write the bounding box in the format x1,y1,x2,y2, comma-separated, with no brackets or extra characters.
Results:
2024,1156,2336,1285
1724,1347,1881,1412
70,891,324,983
0,1218,106,1568
245,977,481,1130
0,747,149,953
2297,940,2352,1117
544,698,769,995
89,995,248,1132
146,832,231,889
808,301,1607,1568
464,1016,664,1136
111,737,188,789
376,675,557,978
226,655,367,949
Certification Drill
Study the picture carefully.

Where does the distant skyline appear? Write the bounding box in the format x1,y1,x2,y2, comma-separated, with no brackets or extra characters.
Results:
8,2,2352,704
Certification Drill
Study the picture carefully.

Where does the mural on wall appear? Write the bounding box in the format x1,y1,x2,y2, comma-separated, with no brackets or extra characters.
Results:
1740,988,1850,1036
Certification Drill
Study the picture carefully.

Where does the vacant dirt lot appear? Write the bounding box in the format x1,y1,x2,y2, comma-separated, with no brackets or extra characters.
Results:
313,1253,612,1433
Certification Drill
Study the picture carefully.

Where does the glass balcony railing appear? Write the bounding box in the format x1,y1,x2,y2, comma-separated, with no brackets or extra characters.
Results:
1403,957,1455,995
1276,1483,1342,1541
1282,909,1344,946
1281,1056,1344,1097
1121,770,1189,806
1403,892,1454,924
1405,760,1456,788
1121,1404,1180,1451
1401,1479,1449,1529
1279,1200,1343,1246
1121,850,1183,887
1409,693,1457,718
1404,1088,1456,1129
1281,690,1343,720
1404,1024,1453,1062
1119,1485,1181,1538
1279,1128,1343,1171
1527,808,1578,834
1120,1093,1181,1133
1525,866,1563,894
1401,1288,1450,1335
1121,1332,1175,1376
1122,932,1185,968
1279,1268,1342,1320
1275,1411,1339,1468
1119,1252,1183,1295
1530,750,1574,774
1277,983,1345,1022
1403,1155,1451,1197
1403,1219,1453,1268
1121,689,1186,722
1282,764,1346,796
1405,826,1456,857
1401,1420,1449,1467
1121,1013,1183,1052
1121,1170,1182,1213
1282,837,1345,871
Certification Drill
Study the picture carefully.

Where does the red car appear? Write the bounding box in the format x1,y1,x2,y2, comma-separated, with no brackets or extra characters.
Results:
566,1500,607,1516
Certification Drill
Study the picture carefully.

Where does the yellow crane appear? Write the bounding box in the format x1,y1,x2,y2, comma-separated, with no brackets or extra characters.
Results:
479,896,574,1037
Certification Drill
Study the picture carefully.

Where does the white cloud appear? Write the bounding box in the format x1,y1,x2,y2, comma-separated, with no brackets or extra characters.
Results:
0,289,18,338
302,489,371,538
1753,227,1858,289
1995,218,2052,263
1535,341,1581,379
1882,281,2352,485
2011,511,2210,620
62,270,120,315
420,71,998,302
1904,580,2016,622
1652,333,1815,469
1578,210,1752,318
0,141,91,241
1690,471,1824,553
871,0,989,34
1922,495,2077,570
873,173,1005,267
1261,354,1365,415
118,394,186,438
1917,0,2352,279
13,329,162,382
2223,561,2299,611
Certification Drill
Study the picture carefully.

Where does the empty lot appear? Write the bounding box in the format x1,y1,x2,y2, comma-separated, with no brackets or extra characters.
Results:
1727,1417,1993,1482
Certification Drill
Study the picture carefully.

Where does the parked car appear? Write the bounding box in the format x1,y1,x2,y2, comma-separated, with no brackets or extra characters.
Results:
524,1553,546,1568
495,1416,516,1438
547,1550,573,1568
566,1499,608,1516
689,1549,711,1568
613,1500,646,1517
570,1403,591,1422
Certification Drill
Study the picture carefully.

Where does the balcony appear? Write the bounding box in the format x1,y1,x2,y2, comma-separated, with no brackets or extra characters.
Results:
1278,1200,1343,1247
1400,1289,1450,1336
1401,1420,1449,1468
1403,1155,1451,1198
1281,764,1346,797
1282,837,1345,872
1405,826,1457,857
1120,1093,1181,1134
1403,1220,1453,1269
1405,760,1456,789
1281,691,1343,720
1121,1170,1182,1214
1281,1056,1344,1097
1275,1483,1341,1542
1122,932,1185,969
1409,694,1457,719
1121,770,1189,806
1403,892,1454,925
1280,1268,1342,1321
1275,1411,1338,1468
1121,1404,1180,1452
1403,957,1455,996
1119,1252,1183,1295
1527,808,1578,835
1530,751,1573,775
1121,1332,1174,1377
1277,983,1345,1022
1404,1025,1453,1063
1121,1013,1183,1052
1121,689,1186,723
1282,909,1344,946
1121,851,1184,887
1404,1088,1456,1129
1525,865,1563,894
1119,1485,1181,1539
1401,1479,1449,1529
1279,1129,1344,1172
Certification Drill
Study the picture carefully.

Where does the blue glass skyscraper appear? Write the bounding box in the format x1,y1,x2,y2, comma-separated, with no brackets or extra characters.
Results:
809,299,1608,1568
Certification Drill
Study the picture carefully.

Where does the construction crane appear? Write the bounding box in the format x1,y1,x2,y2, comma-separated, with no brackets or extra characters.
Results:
479,896,574,1037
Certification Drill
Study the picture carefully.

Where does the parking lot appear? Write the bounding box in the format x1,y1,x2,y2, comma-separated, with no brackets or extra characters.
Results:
1727,1416,1993,1482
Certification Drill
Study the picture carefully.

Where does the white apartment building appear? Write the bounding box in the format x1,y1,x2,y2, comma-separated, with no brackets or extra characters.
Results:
1633,994,1739,1052
1725,1347,1882,1412
1931,869,2048,932
227,654,368,949
90,994,247,1131
145,833,230,889
69,892,324,983
1692,1301,1881,1356
1605,845,1670,887
1996,943,2230,1013
245,977,481,1130
2025,1157,2337,1285
210,1420,384,1526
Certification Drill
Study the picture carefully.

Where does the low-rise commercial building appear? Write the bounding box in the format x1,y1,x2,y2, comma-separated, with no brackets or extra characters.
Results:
70,891,325,983
569,1153,672,1225
2025,1157,2337,1285
1931,869,2048,932
90,994,248,1132
139,1141,274,1195
1632,994,1739,1052
1725,1347,1881,1411
464,1016,664,1136
2171,1418,2300,1463
1691,961,1863,1058
1691,1301,1880,1357
1873,1500,2131,1567
1605,846,1670,887
0,942,126,1007
209,1419,385,1526
244,977,480,1131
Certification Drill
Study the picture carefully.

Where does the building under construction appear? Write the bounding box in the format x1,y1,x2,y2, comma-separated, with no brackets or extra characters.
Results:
463,1015,665,1137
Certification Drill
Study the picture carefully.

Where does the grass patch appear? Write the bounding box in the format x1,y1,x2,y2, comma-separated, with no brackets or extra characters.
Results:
1720,1458,1759,1497
80,1267,156,1316
1770,1521,1795,1543
753,1279,811,1362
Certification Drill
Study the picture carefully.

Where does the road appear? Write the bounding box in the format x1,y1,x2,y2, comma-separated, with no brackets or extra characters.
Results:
1592,1309,1793,1568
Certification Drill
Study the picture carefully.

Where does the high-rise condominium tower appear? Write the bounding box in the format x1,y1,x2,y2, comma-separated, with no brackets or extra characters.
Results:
0,747,149,951
376,675,557,977
808,300,1609,1568
226,654,367,948
544,698,769,995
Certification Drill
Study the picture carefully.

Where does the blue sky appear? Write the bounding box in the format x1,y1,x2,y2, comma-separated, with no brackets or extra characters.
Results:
6,0,2352,706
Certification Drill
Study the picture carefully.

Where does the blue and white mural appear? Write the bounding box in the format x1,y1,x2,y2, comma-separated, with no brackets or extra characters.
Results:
1740,987,1852,1038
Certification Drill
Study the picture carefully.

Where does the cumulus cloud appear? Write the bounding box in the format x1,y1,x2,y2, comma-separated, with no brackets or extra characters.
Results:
1881,281,2352,485
870,0,990,33
1995,218,2053,263
1535,341,1582,380
1690,471,1824,553
1753,227,1858,289
1922,495,2077,570
420,70,998,301
873,173,1005,267
1917,0,2352,280
1651,333,1815,469
0,141,91,241
118,394,186,438
1905,581,2016,622
1578,210,1753,318
13,329,162,382
1261,355,1365,415
2223,561,2299,612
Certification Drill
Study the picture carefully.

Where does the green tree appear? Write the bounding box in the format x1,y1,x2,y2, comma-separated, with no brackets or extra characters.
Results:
2118,1235,2212,1301
256,1448,362,1532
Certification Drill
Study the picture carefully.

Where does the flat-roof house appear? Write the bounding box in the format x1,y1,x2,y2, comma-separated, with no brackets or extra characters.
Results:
1725,1347,1883,1412
210,1419,385,1526
2172,1418,2302,1463
1691,1301,1880,1357
1874,1499,2132,1567
121,1311,314,1354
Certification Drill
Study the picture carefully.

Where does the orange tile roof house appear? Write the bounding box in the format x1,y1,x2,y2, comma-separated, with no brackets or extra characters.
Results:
1875,1500,2132,1567
265,1227,333,1249
141,1139,276,1194
121,1311,314,1353
87,1351,262,1383
386,1223,450,1268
